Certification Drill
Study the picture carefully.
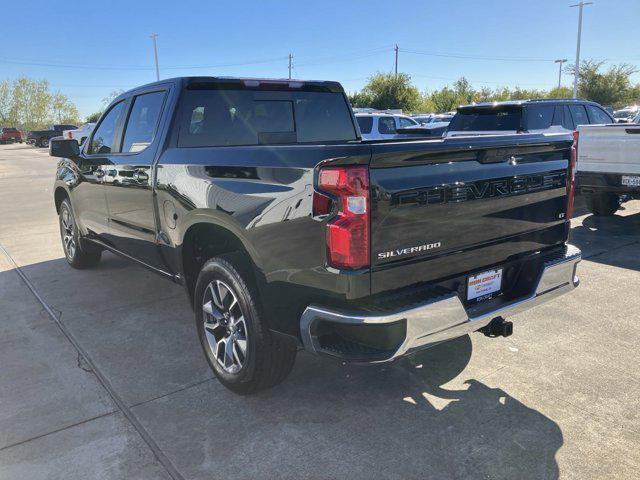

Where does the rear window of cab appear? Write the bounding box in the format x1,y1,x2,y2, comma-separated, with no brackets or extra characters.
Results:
177,89,357,147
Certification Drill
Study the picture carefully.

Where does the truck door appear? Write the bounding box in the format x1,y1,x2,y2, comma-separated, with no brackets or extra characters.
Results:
74,100,128,239
102,89,168,270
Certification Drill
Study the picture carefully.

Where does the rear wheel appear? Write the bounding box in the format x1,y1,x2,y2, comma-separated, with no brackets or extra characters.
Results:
195,256,296,395
59,199,102,268
40,138,49,148
586,192,620,216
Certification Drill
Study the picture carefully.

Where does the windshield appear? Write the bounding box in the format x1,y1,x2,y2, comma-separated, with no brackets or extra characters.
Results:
614,110,635,118
448,107,522,132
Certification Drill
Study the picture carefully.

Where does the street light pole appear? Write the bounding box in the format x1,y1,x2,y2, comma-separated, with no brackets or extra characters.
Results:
150,33,160,81
555,59,568,89
570,2,593,98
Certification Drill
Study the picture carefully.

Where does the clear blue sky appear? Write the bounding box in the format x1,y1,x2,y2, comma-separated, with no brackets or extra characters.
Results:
2,0,639,118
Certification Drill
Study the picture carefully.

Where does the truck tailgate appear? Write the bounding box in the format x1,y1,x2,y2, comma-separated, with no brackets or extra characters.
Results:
577,124,640,175
369,134,573,294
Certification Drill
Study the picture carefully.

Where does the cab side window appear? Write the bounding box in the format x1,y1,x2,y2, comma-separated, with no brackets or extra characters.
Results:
586,105,613,124
88,101,126,155
378,116,397,134
562,106,575,130
121,91,166,153
399,117,415,128
569,105,589,128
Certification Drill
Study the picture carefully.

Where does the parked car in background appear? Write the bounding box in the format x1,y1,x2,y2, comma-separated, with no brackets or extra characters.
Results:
446,99,613,137
63,123,95,145
576,123,640,216
27,124,78,148
412,113,454,126
355,113,419,140
0,127,22,144
49,76,580,394
612,106,639,123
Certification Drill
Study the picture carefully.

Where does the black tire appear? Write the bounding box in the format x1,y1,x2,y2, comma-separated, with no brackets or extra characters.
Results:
195,256,296,395
59,198,102,269
585,193,620,216
39,137,49,148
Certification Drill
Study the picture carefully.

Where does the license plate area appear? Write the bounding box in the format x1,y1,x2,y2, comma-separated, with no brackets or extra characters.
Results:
467,268,503,302
622,175,640,187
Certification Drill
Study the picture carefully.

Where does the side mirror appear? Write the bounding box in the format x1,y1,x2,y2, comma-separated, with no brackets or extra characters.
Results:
49,138,80,159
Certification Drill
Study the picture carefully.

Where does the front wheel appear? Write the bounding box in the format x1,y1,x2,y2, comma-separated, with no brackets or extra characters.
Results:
195,256,296,395
59,198,102,268
586,192,620,216
40,138,49,148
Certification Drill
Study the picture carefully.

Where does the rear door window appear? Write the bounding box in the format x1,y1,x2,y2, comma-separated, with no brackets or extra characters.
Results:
448,107,522,131
378,116,396,134
585,105,613,124
121,91,166,153
524,105,555,130
569,105,589,127
177,89,356,147
356,116,373,134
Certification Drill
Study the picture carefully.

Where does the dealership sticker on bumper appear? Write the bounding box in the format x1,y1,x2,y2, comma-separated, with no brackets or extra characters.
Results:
622,175,640,187
467,269,503,301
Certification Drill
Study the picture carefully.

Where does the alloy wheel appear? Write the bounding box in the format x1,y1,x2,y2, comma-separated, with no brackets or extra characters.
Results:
202,280,248,374
61,208,76,259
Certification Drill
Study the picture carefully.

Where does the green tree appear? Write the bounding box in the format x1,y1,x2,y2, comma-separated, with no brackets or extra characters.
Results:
51,92,79,124
453,77,476,104
546,86,573,99
348,90,374,108
86,111,102,123
571,60,638,107
0,80,11,123
102,89,124,107
359,73,422,112
11,78,51,132
429,87,460,113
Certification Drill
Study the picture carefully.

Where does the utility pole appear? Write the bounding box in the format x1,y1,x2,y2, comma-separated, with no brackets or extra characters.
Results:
150,33,160,81
288,53,293,80
555,59,568,89
570,2,593,98
394,44,399,77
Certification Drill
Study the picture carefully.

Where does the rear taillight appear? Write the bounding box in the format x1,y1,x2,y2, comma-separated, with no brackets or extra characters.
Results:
313,166,370,270
567,131,578,219
67,132,72,139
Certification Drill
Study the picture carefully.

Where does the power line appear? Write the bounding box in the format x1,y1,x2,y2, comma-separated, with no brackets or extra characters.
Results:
401,48,559,62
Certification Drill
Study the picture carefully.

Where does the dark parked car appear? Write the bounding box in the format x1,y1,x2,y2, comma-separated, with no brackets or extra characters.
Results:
446,99,614,137
27,124,77,148
50,77,581,394
0,127,22,144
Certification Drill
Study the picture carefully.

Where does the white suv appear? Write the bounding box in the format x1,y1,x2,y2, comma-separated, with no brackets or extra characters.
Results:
355,113,419,140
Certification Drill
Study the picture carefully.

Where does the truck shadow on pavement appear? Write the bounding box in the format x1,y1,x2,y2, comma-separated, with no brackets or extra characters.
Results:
3,255,563,479
569,208,640,272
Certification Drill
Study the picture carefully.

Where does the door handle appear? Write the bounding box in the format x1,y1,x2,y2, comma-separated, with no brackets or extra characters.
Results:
133,171,149,182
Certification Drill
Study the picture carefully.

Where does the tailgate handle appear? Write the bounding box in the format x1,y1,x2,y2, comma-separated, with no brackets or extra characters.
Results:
477,149,521,164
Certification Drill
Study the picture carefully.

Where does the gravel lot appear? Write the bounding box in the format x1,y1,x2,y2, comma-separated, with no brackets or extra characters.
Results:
1,143,639,479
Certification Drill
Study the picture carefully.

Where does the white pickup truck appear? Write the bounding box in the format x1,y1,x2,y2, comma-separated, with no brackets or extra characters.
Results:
62,123,95,145
576,124,640,215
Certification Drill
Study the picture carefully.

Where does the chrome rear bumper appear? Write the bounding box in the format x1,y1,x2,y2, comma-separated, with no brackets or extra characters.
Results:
300,245,581,362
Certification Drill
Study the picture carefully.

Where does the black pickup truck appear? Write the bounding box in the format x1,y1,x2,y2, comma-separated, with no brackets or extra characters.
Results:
50,77,581,394
28,124,77,148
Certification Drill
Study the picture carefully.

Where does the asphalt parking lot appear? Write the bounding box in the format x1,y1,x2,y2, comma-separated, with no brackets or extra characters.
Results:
1,143,639,479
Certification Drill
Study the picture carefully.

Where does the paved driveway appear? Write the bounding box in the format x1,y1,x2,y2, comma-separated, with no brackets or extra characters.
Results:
1,143,639,479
